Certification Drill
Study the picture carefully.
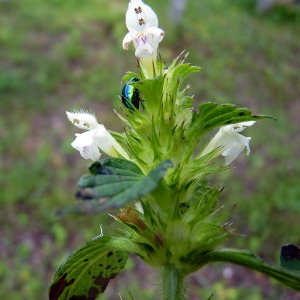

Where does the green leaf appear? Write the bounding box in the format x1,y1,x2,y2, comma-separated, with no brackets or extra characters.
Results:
134,76,165,114
164,51,201,109
201,248,300,292
166,62,201,106
167,51,201,85
57,158,173,215
49,236,129,300
188,102,273,139
280,244,300,273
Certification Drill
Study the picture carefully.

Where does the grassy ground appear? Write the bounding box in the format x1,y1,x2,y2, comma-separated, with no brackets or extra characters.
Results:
1,0,300,299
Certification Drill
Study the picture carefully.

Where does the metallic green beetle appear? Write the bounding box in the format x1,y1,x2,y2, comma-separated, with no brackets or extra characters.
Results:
121,77,140,111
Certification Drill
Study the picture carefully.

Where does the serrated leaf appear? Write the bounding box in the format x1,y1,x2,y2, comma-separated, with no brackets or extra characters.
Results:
280,244,300,273
57,159,173,215
49,236,129,300
188,102,273,139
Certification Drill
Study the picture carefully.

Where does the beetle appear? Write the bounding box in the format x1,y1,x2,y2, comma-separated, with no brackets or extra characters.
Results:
121,77,140,111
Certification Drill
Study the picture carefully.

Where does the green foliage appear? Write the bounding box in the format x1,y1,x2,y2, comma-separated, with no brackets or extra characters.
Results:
57,158,173,215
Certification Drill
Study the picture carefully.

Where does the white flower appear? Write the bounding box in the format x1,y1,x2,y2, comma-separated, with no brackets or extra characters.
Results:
66,111,129,161
122,0,164,77
200,121,256,165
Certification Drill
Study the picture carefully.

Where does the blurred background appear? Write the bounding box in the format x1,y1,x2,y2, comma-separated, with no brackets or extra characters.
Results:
1,0,300,299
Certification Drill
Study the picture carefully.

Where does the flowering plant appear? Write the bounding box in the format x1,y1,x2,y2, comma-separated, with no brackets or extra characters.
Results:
49,1,300,299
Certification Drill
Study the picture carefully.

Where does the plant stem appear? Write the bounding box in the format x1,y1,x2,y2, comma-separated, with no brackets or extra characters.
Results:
162,264,187,300
203,249,300,292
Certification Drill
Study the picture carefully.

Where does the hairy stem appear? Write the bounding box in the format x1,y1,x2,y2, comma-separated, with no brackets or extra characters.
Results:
162,264,187,300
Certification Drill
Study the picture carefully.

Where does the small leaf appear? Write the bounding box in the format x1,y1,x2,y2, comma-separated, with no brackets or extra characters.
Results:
280,244,300,272
57,159,173,215
49,236,129,300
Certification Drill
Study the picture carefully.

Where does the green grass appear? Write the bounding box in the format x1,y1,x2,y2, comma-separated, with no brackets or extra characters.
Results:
1,0,300,298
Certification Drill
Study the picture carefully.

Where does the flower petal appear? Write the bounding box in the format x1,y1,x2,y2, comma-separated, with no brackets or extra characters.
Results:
134,36,154,57
222,138,250,165
66,111,99,130
71,130,101,161
132,26,164,59
93,125,129,159
126,0,158,32
230,121,256,133
146,26,164,45
122,32,133,50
